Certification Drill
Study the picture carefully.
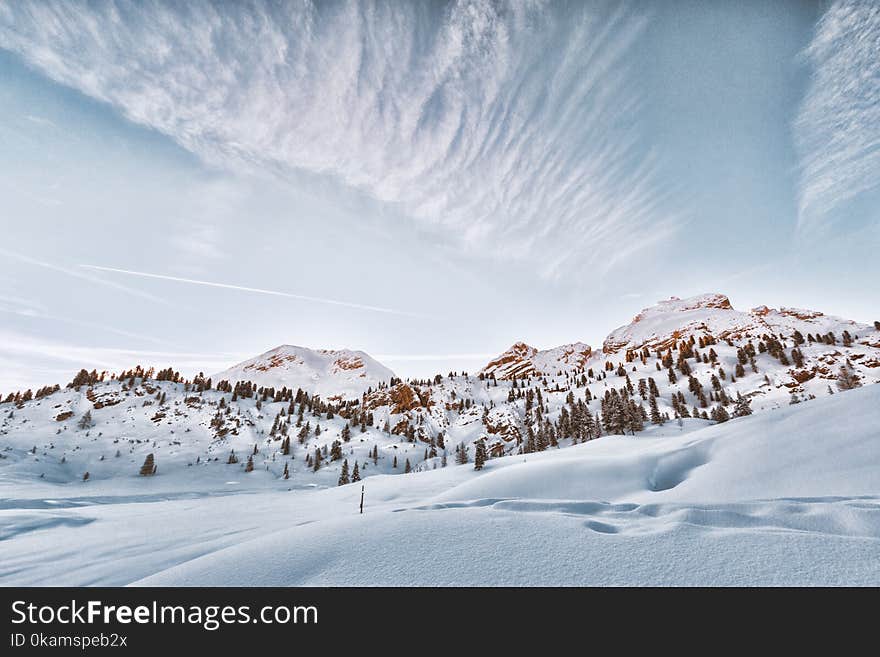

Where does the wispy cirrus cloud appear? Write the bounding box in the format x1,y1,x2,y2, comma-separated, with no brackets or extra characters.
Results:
0,0,675,278
794,1,880,231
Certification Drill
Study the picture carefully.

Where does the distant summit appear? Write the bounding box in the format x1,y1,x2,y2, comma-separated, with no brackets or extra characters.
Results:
602,293,863,354
213,345,395,399
481,342,592,379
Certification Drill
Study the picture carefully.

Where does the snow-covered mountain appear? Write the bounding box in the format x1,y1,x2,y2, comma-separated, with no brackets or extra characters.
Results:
0,292,877,496
481,342,593,379
602,292,870,355
213,345,395,400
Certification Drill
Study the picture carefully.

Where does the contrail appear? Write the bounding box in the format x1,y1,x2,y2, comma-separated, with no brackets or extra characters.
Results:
0,248,166,304
79,265,425,318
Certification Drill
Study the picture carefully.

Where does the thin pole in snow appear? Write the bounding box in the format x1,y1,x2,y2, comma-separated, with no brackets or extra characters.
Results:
360,484,365,514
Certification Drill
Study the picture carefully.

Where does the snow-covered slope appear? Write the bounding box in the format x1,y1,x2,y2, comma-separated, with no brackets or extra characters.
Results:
1,385,877,586
213,345,395,399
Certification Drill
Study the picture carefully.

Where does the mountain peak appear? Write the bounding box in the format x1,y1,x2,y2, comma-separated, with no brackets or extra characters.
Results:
213,344,394,399
634,293,732,320
603,293,860,354
482,341,592,379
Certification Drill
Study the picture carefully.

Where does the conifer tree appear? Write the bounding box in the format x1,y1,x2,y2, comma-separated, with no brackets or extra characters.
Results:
338,459,350,486
836,363,861,391
474,440,487,470
139,453,156,476
733,393,752,417
404,458,412,474
330,440,343,461
351,461,361,482
625,400,644,434
77,410,93,430
649,395,663,425
283,462,289,479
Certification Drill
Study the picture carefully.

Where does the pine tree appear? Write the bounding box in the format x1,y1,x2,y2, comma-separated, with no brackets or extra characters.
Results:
713,406,730,423
733,393,752,417
338,459,350,486
836,363,861,391
649,395,663,425
474,440,487,470
625,400,644,434
455,442,469,465
341,423,352,442
245,455,254,472
404,458,412,474
283,462,289,479
351,461,361,482
297,422,310,443
313,447,322,472
330,440,343,461
139,453,156,476
77,410,93,430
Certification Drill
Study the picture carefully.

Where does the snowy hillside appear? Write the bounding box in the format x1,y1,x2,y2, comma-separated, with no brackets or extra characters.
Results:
213,344,395,399
1,384,878,586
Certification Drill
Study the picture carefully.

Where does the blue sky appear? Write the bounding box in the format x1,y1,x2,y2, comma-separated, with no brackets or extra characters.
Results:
0,0,878,392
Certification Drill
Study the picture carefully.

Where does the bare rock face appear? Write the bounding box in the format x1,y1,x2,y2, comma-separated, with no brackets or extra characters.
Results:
481,342,539,379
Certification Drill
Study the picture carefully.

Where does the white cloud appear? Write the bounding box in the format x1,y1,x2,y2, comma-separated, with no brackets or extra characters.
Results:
795,1,880,230
0,0,674,278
